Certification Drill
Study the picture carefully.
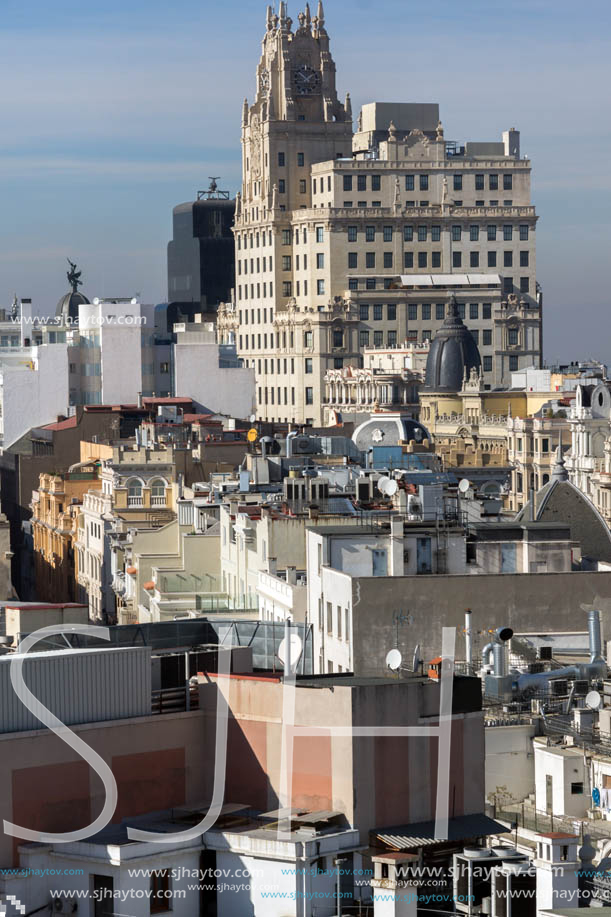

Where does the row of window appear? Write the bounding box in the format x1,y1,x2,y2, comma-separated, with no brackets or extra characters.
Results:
282,227,325,245
238,282,273,300
238,256,273,275
341,199,516,209
358,302,493,322
277,152,306,167
237,230,273,250
347,224,530,242
337,173,516,193
258,385,314,406
239,307,275,325
346,249,530,271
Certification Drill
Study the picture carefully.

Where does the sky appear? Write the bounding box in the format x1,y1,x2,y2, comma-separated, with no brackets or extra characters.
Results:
0,0,609,364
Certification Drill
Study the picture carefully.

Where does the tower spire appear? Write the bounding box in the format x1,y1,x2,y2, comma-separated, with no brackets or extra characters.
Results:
242,98,249,126
317,0,325,27
344,92,352,121
266,5,273,30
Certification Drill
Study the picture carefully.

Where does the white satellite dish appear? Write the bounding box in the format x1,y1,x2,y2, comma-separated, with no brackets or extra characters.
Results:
586,690,602,711
386,648,403,672
278,633,303,668
458,479,471,494
385,480,398,497
249,414,256,424
377,476,390,494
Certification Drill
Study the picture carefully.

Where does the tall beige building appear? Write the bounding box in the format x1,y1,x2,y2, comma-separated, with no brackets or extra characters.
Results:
218,2,541,425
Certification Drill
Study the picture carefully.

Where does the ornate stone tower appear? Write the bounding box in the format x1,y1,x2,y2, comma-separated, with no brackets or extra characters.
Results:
240,2,353,216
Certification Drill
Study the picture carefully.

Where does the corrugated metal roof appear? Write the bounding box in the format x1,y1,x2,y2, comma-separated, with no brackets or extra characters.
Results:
374,813,509,850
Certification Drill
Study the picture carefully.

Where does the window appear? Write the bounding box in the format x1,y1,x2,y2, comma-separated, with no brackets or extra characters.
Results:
489,174,499,190
488,251,497,267
503,276,513,294
334,357,344,369
357,174,367,191
383,252,393,268
520,277,529,293
160,361,170,374
348,252,358,269
436,303,445,320
405,175,415,191
316,253,325,269
348,226,357,242
373,304,383,320
282,281,293,297
503,173,513,190
278,179,286,193
349,278,358,291
317,279,325,295
408,304,418,321
384,303,395,322
470,225,479,241
365,226,375,242
469,303,479,320
366,278,376,290
373,330,383,347
282,229,291,245
431,225,441,242
504,251,513,267
470,251,480,268
419,175,429,191
404,225,413,241
383,226,393,242
457,302,465,319
508,328,519,346
418,225,427,242
404,252,414,268
298,152,305,167
278,152,285,166
282,255,291,271
360,304,369,320
483,329,492,345
372,175,381,191
452,251,462,268
305,387,314,405
305,357,313,374
343,174,353,191
475,174,485,191
359,330,369,347
432,251,441,267
299,179,307,193
452,225,462,241
388,330,397,346
483,356,493,372
422,303,431,321
418,252,428,268
509,355,519,371
333,328,343,347
471,329,479,344
304,331,313,348
366,252,376,268
128,479,143,506
487,224,497,241
316,226,324,243
453,174,463,191
520,250,529,267
520,225,529,241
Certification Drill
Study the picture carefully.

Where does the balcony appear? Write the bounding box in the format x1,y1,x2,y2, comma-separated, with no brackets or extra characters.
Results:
127,496,144,507
151,495,166,507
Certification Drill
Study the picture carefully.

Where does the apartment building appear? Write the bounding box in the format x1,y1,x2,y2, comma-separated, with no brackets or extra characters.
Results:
218,3,541,425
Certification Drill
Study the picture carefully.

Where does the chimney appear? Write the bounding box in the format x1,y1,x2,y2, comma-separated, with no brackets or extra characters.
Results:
137,392,143,408
268,556,278,576
286,566,297,585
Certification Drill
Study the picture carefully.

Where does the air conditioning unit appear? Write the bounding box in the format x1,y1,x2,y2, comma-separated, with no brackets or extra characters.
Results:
291,436,318,454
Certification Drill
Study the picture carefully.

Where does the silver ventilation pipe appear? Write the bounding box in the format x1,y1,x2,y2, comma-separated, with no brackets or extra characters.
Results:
481,627,514,675
492,644,507,678
516,611,607,692
588,609,604,664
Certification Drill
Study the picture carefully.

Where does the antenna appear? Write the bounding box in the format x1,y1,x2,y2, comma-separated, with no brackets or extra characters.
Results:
586,690,602,711
386,649,402,672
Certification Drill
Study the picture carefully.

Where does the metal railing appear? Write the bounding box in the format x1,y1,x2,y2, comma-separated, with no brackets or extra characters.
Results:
151,685,200,715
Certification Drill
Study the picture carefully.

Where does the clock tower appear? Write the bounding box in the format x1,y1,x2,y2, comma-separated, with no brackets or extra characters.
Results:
240,1,353,214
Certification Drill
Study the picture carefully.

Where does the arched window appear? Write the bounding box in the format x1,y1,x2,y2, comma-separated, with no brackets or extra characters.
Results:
542,474,550,485
150,479,166,506
127,479,143,507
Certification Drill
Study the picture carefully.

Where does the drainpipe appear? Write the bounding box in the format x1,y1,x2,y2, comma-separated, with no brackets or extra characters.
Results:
465,609,473,669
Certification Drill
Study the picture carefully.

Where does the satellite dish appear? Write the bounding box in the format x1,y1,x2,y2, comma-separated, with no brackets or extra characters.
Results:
458,479,471,494
247,428,258,443
377,476,390,494
412,644,422,673
249,414,256,424
586,691,602,711
386,649,402,672
385,480,398,497
278,633,303,669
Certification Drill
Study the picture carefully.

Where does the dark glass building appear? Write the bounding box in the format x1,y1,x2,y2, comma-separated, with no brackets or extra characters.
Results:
166,180,235,329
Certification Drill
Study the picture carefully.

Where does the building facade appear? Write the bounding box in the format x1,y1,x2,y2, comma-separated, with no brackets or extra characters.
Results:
218,4,541,425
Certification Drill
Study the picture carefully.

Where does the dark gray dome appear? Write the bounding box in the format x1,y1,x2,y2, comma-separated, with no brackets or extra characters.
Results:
424,295,481,392
56,290,90,322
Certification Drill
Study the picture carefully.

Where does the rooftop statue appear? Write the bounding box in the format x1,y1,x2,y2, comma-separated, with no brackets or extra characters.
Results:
66,258,82,293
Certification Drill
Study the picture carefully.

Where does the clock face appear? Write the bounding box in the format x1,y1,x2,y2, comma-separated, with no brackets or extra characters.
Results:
259,68,270,94
293,65,321,95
